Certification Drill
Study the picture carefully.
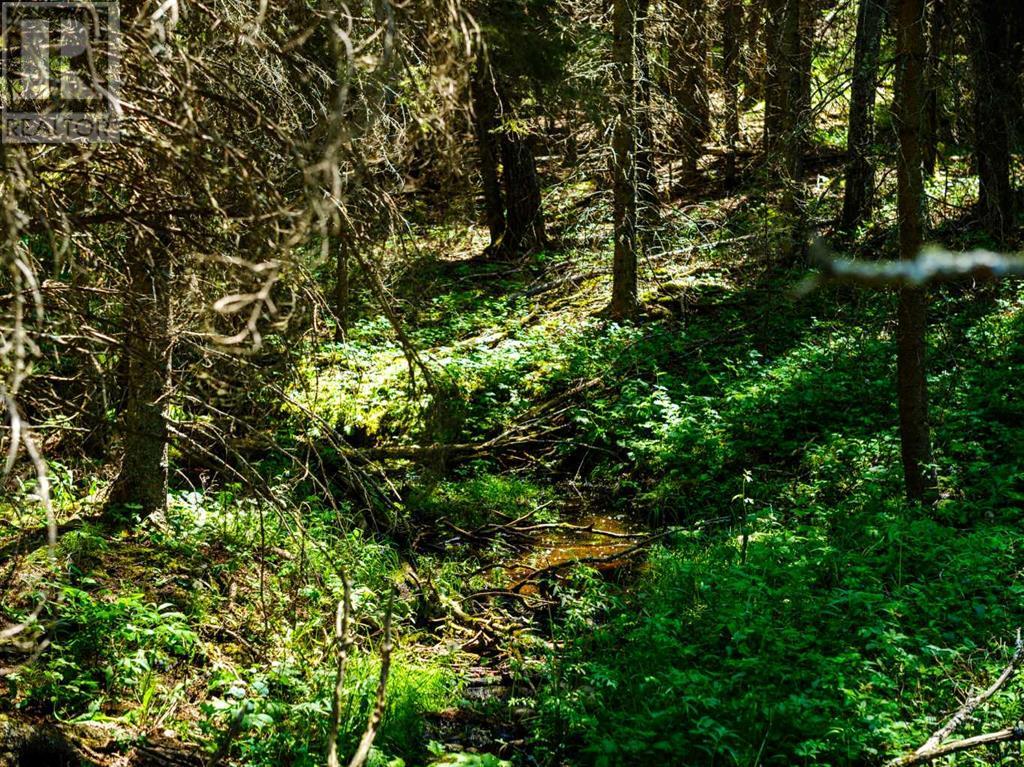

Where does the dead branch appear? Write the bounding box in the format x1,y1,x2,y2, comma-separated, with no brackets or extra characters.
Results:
921,629,1024,752
886,728,1024,767
346,589,394,767
325,574,353,767
521,237,755,299
342,375,607,469
886,629,1024,767
512,522,644,539
509,517,732,592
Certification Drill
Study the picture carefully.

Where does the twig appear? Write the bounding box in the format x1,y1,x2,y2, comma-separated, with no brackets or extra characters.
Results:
346,589,394,767
325,573,353,767
511,522,644,539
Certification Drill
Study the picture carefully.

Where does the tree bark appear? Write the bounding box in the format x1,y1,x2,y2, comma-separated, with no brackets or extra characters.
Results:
636,0,659,239
795,0,813,159
921,0,944,176
563,109,579,168
500,130,546,254
669,0,709,185
765,0,811,256
967,0,1013,243
894,0,937,503
721,0,743,187
764,0,807,191
470,63,507,252
108,238,172,516
841,0,885,230
611,0,639,320
743,2,765,104
763,0,791,154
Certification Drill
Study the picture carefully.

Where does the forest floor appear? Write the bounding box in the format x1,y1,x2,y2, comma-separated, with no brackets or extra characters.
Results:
4,160,1024,767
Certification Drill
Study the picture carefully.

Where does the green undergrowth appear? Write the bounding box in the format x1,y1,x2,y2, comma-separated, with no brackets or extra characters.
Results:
1,482,463,767
536,504,1024,766
524,282,1024,765
279,178,1024,765
201,652,456,767
409,472,557,530
7,171,1024,767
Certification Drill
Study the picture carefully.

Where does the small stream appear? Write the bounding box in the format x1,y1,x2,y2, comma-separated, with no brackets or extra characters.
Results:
426,506,649,763
509,511,643,595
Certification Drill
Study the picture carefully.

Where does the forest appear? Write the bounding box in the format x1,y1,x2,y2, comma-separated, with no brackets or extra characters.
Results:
1,0,1024,764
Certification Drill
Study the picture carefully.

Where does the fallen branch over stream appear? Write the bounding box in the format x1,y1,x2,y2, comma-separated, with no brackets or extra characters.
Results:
440,510,645,550
510,521,644,539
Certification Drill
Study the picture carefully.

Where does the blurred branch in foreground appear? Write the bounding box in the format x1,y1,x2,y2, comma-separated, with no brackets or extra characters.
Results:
800,245,1024,293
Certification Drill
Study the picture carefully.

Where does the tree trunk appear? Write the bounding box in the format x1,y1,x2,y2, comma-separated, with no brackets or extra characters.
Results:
108,238,172,516
564,110,579,168
764,0,805,186
922,0,944,176
636,0,659,238
795,0,813,160
1010,10,1024,154
721,0,743,186
743,2,765,105
500,131,546,254
669,0,709,185
765,0,810,256
611,0,638,320
967,0,1013,243
470,64,506,252
841,0,885,230
894,0,937,503
764,0,790,153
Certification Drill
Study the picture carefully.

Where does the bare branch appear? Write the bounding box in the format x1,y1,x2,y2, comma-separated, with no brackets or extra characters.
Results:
886,630,1024,767
887,727,1024,767
325,573,353,767
346,590,394,767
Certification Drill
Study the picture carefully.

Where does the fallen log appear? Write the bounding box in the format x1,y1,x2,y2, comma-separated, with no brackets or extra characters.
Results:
509,529,674,593
0,716,81,767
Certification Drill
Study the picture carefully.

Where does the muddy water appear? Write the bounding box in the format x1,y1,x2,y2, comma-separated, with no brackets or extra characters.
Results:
511,511,643,594
423,511,649,760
